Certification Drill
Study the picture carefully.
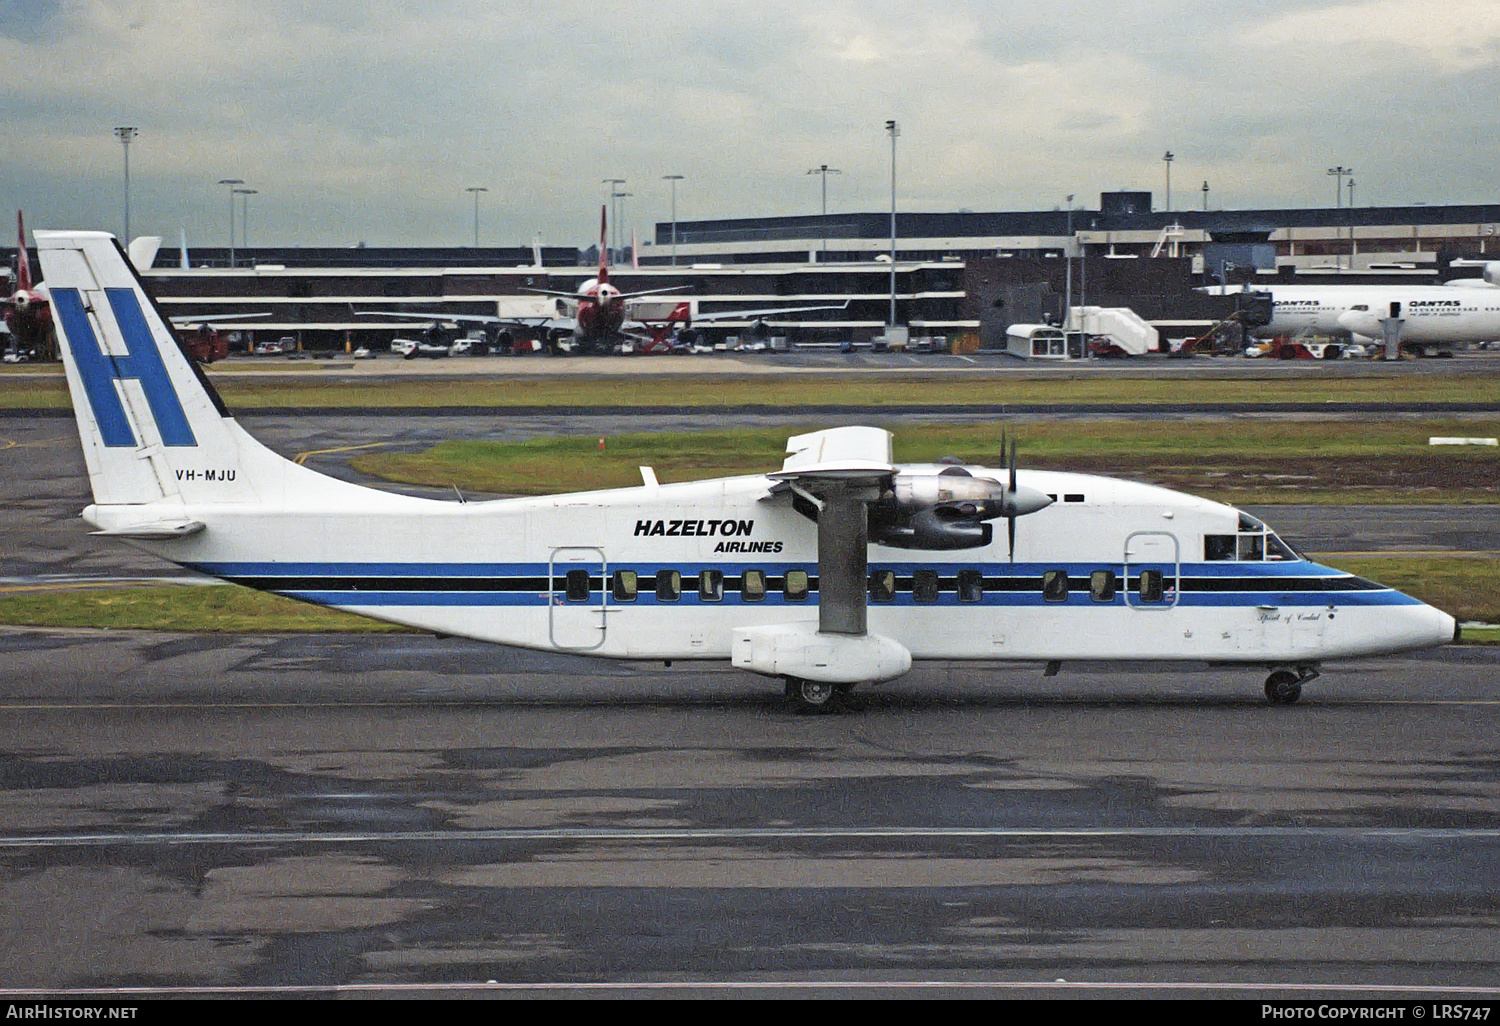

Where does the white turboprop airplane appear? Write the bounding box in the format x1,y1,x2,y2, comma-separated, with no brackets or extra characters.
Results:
38,230,1457,711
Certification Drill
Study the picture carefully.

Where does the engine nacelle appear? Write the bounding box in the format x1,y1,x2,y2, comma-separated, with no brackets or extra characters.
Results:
865,468,1052,550
870,507,993,550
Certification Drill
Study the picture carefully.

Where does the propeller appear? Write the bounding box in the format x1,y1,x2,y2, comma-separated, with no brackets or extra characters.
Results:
997,430,1050,561
1006,431,1017,559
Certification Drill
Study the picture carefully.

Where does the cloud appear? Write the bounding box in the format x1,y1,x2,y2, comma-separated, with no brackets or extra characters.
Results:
1,1,1496,248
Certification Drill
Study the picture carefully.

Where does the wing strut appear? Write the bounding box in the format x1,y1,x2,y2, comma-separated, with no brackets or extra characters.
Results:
817,483,876,636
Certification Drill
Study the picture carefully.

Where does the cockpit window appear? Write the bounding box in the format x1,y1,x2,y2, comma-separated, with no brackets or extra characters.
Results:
1205,534,1236,561
1266,534,1301,561
1215,515,1302,563
1237,533,1265,561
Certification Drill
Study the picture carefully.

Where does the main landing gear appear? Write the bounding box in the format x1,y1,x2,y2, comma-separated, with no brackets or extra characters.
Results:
784,676,855,714
1264,666,1320,705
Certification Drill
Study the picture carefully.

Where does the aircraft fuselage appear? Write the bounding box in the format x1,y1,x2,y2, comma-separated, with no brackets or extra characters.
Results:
1253,284,1500,344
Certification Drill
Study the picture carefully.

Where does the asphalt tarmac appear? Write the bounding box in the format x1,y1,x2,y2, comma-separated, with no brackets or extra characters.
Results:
1,410,1498,998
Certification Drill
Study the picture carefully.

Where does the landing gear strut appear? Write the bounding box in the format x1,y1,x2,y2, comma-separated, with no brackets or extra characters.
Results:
784,676,851,714
1264,666,1319,705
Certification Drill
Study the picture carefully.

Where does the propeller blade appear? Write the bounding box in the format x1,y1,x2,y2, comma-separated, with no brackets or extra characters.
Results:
1008,516,1016,562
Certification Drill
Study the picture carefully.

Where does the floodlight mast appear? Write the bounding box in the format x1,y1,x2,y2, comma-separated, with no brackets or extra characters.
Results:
217,177,244,267
114,127,139,243
886,120,899,329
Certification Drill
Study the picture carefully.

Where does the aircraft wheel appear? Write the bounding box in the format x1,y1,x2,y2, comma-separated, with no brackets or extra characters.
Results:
785,676,842,714
1264,668,1303,705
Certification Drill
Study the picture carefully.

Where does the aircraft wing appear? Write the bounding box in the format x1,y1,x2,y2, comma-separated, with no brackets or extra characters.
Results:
684,301,850,323
768,427,894,640
169,313,270,326
355,310,567,329
771,426,895,483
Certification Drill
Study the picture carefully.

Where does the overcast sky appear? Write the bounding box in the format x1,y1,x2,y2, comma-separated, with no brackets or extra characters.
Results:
2,0,1498,251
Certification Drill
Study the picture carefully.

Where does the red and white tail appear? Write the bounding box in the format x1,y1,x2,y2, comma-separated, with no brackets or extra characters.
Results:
597,204,609,284
15,211,32,292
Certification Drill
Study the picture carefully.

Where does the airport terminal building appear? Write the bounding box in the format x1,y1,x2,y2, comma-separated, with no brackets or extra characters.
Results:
9,193,1499,353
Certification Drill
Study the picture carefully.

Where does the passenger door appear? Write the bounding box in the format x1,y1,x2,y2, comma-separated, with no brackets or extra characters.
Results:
548,546,608,650
1124,531,1179,610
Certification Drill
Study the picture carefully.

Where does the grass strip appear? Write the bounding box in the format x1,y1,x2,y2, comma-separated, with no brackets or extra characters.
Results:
2,369,1498,410
0,585,402,633
350,421,1500,504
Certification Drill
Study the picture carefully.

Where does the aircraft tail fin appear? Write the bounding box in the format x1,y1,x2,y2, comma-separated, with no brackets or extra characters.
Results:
15,211,31,292
37,229,381,516
597,204,609,284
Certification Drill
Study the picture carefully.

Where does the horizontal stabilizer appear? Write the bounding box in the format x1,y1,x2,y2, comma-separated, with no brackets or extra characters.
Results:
91,519,205,540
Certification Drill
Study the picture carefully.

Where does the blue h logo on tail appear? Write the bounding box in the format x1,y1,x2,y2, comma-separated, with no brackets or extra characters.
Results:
52,287,196,447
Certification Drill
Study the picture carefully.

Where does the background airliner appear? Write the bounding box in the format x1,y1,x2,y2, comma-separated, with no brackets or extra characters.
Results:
4,212,51,355
1243,266,1500,353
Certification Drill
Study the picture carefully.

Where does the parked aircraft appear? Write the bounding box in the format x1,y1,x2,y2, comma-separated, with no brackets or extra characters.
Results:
4,212,50,353
37,229,1458,711
1242,280,1500,356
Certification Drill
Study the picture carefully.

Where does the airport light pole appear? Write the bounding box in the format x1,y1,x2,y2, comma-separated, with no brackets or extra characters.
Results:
234,188,257,254
114,127,138,244
663,174,684,266
1202,180,1209,211
465,186,487,247
1328,166,1353,269
807,164,841,260
1064,195,1075,344
886,120,899,330
602,179,625,257
1162,150,1173,212
613,191,633,262
1327,166,1352,208
1347,178,1356,269
218,178,244,268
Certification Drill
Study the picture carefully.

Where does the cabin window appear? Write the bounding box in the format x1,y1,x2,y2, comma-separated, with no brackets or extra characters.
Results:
1064,493,1085,503
565,569,592,602
611,570,637,602
1090,570,1117,602
742,569,766,601
1205,535,1236,561
656,570,682,602
957,570,984,603
912,569,940,603
1043,570,1069,602
784,570,809,601
869,569,896,602
699,569,724,602
1138,570,1164,603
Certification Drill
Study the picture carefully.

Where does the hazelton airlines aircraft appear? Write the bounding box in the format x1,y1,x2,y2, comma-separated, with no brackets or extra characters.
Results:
38,229,1457,711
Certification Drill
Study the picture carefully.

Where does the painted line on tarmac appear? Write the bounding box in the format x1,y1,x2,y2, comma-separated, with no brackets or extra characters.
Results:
3,825,1499,849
